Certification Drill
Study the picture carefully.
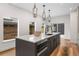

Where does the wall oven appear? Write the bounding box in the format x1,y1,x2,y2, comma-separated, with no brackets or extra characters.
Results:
3,17,18,40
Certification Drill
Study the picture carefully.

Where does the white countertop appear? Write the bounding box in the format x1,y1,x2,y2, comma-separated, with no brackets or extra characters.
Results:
16,32,60,43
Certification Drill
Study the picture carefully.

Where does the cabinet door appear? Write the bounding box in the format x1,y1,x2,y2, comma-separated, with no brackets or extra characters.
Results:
47,34,60,55
56,35,60,47
47,38,51,54
53,36,58,50
53,35,60,49
50,37,54,51
47,37,56,54
58,23,64,34
53,37,56,50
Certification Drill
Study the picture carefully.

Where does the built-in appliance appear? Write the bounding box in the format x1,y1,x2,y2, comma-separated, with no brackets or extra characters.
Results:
3,17,17,40
36,39,48,55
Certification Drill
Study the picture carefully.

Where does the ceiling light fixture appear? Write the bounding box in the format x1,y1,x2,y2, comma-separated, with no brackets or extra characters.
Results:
42,5,46,21
33,3,38,18
47,9,51,22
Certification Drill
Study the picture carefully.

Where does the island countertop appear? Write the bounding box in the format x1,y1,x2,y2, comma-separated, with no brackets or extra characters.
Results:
16,32,60,43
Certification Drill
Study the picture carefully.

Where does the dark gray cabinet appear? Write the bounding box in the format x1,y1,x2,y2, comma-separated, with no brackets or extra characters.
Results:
16,34,60,56
58,23,64,34
47,34,60,55
16,39,37,56
53,23,64,34
47,38,51,54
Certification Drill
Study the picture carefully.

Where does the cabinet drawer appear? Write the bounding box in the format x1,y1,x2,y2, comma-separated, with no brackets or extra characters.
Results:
37,47,48,56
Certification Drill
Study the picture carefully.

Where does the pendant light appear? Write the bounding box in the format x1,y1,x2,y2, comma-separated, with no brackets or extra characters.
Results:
47,9,51,22
33,3,38,18
42,5,46,21
46,9,53,35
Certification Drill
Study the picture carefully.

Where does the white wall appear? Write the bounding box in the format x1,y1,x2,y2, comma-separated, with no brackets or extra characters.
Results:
0,3,42,35
0,3,42,52
51,15,71,39
70,9,78,43
0,4,31,36
70,7,79,44
0,18,3,41
78,8,79,45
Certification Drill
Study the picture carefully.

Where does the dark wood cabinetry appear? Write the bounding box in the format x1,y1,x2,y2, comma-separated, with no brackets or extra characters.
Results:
16,34,60,56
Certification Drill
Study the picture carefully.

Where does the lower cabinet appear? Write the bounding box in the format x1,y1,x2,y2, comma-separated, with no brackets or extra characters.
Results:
16,34,60,56
47,34,60,55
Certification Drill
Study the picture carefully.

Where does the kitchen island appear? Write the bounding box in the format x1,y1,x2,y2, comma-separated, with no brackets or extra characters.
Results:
16,33,60,56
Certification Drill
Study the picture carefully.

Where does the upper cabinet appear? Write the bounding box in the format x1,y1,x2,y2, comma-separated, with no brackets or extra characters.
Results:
53,23,64,35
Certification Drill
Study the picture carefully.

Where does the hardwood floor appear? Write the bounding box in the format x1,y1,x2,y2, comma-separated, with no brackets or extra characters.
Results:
50,39,79,56
0,48,15,56
0,39,79,56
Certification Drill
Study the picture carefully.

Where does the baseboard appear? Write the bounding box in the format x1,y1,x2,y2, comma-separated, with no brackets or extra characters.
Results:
0,39,15,52
0,48,15,55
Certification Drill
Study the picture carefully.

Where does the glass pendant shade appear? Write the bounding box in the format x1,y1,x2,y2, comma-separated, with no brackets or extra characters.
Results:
33,3,38,18
47,9,51,22
42,5,46,21
46,9,53,34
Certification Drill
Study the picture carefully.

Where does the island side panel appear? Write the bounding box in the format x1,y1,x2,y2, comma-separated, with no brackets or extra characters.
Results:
16,38,37,56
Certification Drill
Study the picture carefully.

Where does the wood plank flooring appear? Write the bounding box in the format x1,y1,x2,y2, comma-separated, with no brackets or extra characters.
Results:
0,48,15,56
0,39,79,56
50,39,79,56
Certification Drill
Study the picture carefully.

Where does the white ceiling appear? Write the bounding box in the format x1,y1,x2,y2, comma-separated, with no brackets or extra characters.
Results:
10,3,79,17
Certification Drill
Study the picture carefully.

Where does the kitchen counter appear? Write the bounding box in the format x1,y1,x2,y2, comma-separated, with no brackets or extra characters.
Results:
16,32,60,43
16,32,60,56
